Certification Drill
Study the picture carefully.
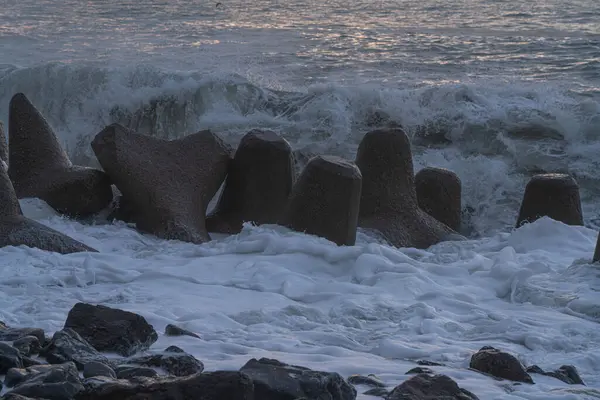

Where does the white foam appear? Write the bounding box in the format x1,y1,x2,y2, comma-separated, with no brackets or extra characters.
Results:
0,204,598,398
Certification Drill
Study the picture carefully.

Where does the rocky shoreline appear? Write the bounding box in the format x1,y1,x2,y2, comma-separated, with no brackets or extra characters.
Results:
0,302,586,400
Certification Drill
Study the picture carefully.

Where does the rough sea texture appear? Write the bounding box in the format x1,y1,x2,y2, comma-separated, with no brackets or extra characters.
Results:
1,0,600,398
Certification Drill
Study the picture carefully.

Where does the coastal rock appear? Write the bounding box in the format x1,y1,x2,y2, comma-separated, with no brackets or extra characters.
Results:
64,303,158,357
526,364,584,385
415,167,462,231
83,362,117,379
91,124,231,243
164,324,200,339
75,371,254,400
516,173,583,227
469,346,533,383
0,328,45,344
0,121,7,163
387,373,479,400
4,362,83,399
124,345,204,377
0,164,97,254
240,357,356,400
40,329,109,370
347,374,385,387
12,336,42,357
8,93,113,218
355,128,460,249
114,366,159,380
280,155,362,246
206,129,294,234
0,342,24,374
593,232,600,263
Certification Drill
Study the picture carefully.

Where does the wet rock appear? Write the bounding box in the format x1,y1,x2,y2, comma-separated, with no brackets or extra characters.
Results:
75,371,254,400
0,342,23,374
364,387,389,397
163,324,200,339
5,362,83,399
83,362,116,379
63,303,158,357
91,124,231,243
280,155,362,246
0,328,45,345
207,129,294,234
0,120,7,164
526,364,584,385
12,336,42,356
416,360,445,366
0,164,97,254
405,367,433,374
355,128,461,249
240,357,356,400
593,232,600,263
40,328,109,370
115,366,159,379
347,374,385,387
21,356,45,368
125,345,204,377
470,346,533,384
106,196,137,225
8,93,113,218
415,167,462,231
516,173,583,228
387,373,479,400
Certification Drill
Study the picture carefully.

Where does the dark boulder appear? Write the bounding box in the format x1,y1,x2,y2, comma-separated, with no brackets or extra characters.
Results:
40,329,109,370
516,173,583,227
114,366,159,380
206,129,294,234
64,303,158,357
4,362,83,399
415,167,462,231
163,324,200,339
355,128,460,249
83,362,117,379
8,93,113,218
124,345,203,377
0,327,45,344
75,371,254,400
469,346,533,383
0,342,24,374
387,373,479,400
280,155,362,246
526,364,584,385
12,336,42,357
0,120,7,163
0,165,97,254
91,124,231,243
239,357,356,400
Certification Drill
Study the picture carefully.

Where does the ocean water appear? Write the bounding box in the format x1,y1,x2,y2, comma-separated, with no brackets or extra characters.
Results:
1,0,600,398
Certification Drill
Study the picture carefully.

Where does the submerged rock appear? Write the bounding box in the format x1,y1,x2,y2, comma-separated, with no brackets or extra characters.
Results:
470,346,533,384
240,357,356,400
526,364,585,385
164,324,201,339
64,302,158,357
